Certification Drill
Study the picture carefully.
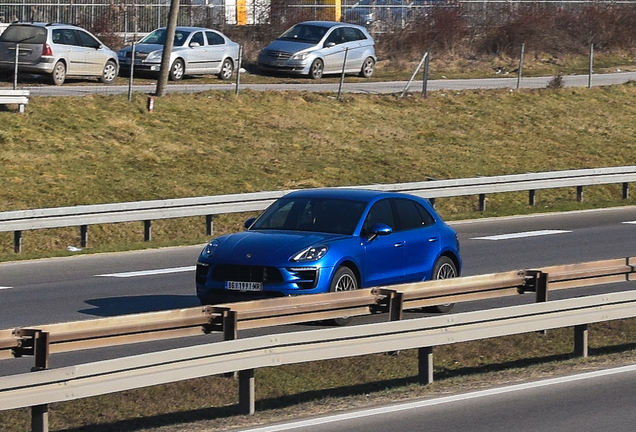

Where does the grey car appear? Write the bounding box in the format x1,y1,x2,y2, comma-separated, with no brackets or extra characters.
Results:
118,26,240,81
257,21,376,79
0,22,119,85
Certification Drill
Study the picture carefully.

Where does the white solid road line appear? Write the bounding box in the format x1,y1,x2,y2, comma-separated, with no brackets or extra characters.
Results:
472,229,571,241
236,364,636,432
623,221,636,224
0,286,12,290
96,266,196,278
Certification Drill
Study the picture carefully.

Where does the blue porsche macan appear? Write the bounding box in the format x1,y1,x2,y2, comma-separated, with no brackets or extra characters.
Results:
196,188,461,312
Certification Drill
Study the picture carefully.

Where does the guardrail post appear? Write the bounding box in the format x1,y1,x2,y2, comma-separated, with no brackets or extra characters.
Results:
206,215,214,236
418,346,434,385
388,291,404,322
576,186,584,202
574,324,588,357
535,272,548,303
32,404,49,432
222,310,238,341
528,190,536,206
80,225,89,248
479,194,486,212
14,230,22,253
623,182,630,200
144,220,152,242
238,369,255,415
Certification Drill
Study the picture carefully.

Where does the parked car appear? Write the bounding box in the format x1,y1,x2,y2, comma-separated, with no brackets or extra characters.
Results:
118,26,240,81
196,188,462,323
0,22,118,85
257,21,376,79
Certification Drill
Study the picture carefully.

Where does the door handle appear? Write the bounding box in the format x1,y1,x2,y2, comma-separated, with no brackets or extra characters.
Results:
394,241,405,248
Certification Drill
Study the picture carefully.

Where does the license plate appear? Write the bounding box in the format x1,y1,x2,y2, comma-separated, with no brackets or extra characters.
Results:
227,281,262,292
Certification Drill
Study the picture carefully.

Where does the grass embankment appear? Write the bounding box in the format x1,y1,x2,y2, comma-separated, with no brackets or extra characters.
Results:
2,78,636,431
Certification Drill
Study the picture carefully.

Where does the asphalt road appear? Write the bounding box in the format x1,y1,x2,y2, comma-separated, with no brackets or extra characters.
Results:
234,364,636,432
1,206,636,376
20,71,636,97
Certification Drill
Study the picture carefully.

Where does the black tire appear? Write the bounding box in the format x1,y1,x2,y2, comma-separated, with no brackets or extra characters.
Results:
359,57,375,78
329,266,358,326
169,59,185,81
100,60,118,84
309,59,324,80
218,58,234,80
51,61,66,85
431,256,458,313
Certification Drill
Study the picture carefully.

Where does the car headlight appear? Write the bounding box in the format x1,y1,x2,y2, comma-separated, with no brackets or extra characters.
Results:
201,239,220,258
292,245,329,262
292,52,311,61
146,51,162,61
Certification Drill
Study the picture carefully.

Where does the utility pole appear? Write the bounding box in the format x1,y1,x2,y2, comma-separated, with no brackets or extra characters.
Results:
155,0,180,96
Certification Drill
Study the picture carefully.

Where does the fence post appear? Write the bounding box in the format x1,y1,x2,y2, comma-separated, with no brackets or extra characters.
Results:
588,44,594,89
574,324,588,357
516,43,524,90
239,369,256,415
418,346,434,385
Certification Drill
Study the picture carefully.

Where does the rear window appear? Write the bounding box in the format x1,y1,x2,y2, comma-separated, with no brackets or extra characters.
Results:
0,25,47,44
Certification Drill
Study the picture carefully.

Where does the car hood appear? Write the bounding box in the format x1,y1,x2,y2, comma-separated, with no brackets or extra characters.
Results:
261,39,318,54
120,43,165,54
204,230,346,265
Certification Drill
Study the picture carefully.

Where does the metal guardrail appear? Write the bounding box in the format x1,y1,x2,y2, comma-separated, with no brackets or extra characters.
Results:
0,89,29,113
1,165,635,253
2,288,636,430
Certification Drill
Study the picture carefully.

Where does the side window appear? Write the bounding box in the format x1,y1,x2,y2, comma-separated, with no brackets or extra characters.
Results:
342,27,363,43
206,31,224,46
325,28,344,45
362,199,394,235
394,198,434,231
190,31,204,46
56,29,78,46
76,30,100,49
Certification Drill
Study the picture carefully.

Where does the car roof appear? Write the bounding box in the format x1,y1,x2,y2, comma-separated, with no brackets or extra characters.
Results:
283,188,418,203
297,21,366,31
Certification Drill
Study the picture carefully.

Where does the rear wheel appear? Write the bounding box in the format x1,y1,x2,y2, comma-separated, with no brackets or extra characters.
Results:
329,266,358,326
431,256,458,313
309,59,324,79
169,59,185,81
100,60,117,84
218,58,234,80
359,57,375,78
51,61,66,85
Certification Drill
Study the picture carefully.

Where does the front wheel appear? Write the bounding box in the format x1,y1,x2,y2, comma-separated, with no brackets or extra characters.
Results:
51,61,66,85
329,266,358,326
309,59,324,79
359,57,375,78
100,60,118,84
431,256,458,313
169,59,185,81
218,58,234,80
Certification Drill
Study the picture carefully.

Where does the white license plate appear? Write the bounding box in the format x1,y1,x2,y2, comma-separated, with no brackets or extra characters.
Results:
227,281,263,292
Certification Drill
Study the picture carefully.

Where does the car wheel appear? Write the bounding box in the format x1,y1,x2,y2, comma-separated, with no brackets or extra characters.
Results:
431,256,458,313
359,57,375,78
100,60,117,84
329,266,358,326
169,59,185,81
218,58,234,81
309,59,324,80
51,61,66,85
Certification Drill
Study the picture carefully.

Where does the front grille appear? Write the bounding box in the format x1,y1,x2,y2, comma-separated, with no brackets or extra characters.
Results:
265,50,292,60
212,264,283,284
288,268,319,289
127,51,148,60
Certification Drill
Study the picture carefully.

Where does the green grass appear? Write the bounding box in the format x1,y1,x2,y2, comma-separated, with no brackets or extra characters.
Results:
2,61,636,431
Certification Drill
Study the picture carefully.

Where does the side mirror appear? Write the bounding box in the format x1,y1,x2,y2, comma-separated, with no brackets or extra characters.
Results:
190,42,201,48
325,42,336,48
368,223,392,241
244,217,257,229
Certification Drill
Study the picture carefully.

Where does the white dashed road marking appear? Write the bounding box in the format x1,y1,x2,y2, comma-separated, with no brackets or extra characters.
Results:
96,266,196,278
472,230,571,241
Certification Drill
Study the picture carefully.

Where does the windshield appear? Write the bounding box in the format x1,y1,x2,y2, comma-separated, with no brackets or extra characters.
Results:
278,24,329,44
140,29,191,47
251,197,366,235
0,25,47,44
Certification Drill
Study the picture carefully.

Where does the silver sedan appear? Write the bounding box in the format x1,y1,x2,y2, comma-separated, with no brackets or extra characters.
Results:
118,26,240,81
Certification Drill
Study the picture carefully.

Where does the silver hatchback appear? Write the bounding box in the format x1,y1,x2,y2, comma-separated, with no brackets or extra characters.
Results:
0,22,119,85
257,21,376,79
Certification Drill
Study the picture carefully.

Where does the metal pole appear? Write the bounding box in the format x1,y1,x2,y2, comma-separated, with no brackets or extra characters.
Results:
400,51,427,97
235,45,242,96
128,42,136,102
422,48,430,97
588,44,594,89
516,42,524,90
156,0,181,97
337,47,349,101
13,43,19,90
